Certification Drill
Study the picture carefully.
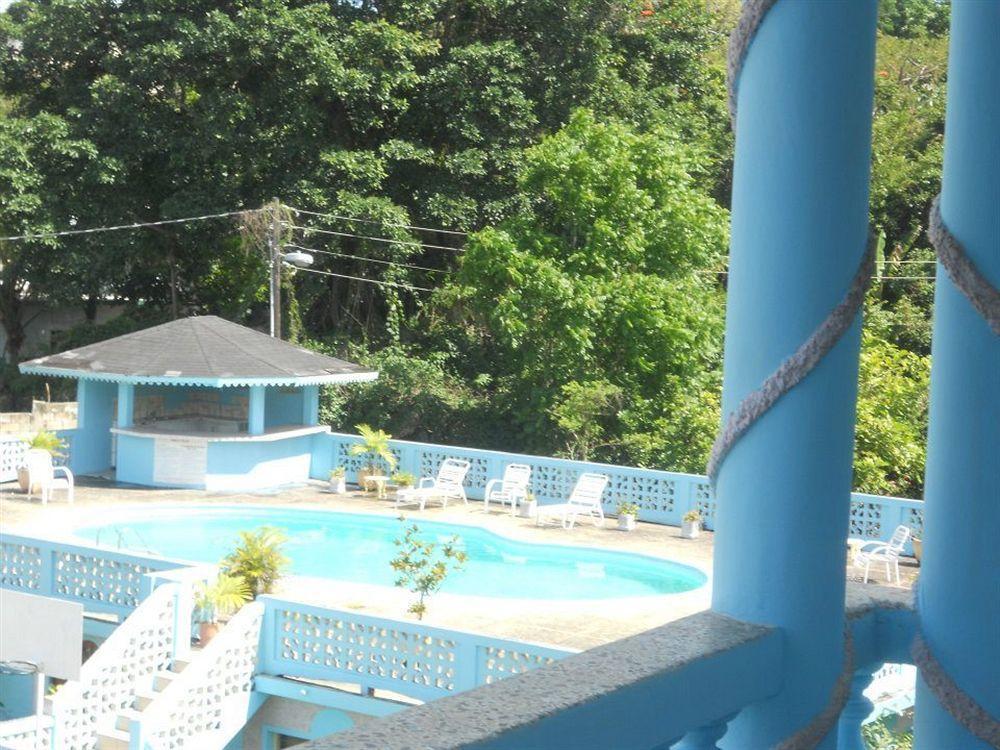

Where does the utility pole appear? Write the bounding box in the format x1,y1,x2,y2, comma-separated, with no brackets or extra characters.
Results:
267,198,282,338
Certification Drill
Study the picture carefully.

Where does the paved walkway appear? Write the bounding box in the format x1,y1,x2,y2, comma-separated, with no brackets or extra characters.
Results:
0,477,917,651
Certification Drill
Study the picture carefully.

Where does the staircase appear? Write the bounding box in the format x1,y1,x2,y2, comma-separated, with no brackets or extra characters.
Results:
46,582,187,750
94,650,199,750
123,603,265,750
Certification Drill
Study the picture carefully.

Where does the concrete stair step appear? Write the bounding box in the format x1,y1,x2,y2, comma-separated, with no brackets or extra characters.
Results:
115,708,143,732
95,728,129,750
152,670,177,692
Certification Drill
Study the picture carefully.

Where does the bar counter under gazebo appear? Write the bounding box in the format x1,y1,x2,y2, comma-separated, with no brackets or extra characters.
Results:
18,316,377,491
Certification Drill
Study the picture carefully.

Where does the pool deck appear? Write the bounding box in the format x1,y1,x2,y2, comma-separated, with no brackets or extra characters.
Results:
0,477,917,651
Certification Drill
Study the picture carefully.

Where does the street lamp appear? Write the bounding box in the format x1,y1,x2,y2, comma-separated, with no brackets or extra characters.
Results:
268,245,313,338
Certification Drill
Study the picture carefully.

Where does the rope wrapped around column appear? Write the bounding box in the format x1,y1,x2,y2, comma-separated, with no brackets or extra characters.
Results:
928,195,1000,336
911,633,1000,747
709,0,875,487
772,628,855,750
718,3,870,748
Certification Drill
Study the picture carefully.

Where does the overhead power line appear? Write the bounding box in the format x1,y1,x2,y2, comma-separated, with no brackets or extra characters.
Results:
284,243,450,275
286,223,464,253
0,209,255,242
285,205,469,237
293,264,434,292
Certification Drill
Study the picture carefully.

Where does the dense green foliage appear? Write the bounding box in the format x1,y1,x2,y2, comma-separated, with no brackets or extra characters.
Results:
1,0,946,498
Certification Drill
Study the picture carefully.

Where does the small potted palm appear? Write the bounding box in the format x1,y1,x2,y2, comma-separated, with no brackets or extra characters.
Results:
194,573,251,644
391,471,415,491
329,467,346,494
616,501,639,532
348,424,397,490
681,510,703,540
518,491,538,519
18,430,66,492
221,526,290,596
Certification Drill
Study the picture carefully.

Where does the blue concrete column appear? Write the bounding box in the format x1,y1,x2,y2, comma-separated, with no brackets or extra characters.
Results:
712,3,877,748
116,382,135,429
248,385,266,435
914,3,1000,748
301,385,320,426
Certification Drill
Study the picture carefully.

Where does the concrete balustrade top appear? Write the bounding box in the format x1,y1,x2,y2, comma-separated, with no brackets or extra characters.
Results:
302,611,781,750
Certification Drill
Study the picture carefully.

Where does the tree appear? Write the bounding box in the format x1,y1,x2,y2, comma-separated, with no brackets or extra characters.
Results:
0,112,114,406
390,522,467,620
552,380,623,461
0,0,728,344
438,111,728,465
853,331,930,498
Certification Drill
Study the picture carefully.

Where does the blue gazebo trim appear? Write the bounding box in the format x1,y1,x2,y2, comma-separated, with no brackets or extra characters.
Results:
17,364,379,388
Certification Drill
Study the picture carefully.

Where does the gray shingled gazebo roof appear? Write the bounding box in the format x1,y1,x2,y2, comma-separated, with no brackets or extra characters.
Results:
19,316,378,387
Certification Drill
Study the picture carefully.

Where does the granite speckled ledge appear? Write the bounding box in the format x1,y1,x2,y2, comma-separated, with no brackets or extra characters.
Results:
303,610,781,750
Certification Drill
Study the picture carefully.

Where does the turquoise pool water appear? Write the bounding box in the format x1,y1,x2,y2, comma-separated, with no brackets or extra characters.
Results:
73,505,706,600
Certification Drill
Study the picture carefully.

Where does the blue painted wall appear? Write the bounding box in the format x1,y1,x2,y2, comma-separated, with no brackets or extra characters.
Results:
115,433,158,487
207,435,312,491
70,379,116,475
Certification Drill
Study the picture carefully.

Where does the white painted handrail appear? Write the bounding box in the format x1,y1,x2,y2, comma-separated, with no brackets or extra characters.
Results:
47,583,179,750
133,601,264,750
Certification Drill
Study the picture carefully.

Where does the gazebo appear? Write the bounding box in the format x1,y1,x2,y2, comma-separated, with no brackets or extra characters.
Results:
18,316,377,490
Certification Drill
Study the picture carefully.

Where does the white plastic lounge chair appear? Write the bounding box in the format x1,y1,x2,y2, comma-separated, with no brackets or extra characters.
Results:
395,458,471,511
535,473,608,529
483,463,531,515
853,525,911,584
23,448,74,505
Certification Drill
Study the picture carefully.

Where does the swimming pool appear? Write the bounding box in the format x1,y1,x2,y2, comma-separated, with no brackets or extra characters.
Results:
73,505,706,600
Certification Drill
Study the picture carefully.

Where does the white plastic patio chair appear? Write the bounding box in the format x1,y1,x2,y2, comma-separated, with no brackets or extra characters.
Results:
853,525,911,584
395,458,471,511
23,448,74,505
483,463,531,515
535,473,609,529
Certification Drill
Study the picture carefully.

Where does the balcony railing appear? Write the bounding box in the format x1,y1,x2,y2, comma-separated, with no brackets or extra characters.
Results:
0,534,575,750
258,596,571,702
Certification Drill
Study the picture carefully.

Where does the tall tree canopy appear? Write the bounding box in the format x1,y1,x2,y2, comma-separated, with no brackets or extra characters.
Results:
1,0,946,498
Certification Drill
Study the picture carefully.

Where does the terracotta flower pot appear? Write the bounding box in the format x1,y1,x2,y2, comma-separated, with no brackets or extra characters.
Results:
199,621,221,645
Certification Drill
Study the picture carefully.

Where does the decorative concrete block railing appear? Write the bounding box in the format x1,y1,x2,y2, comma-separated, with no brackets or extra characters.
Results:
298,610,784,750
257,597,571,704
0,715,54,750
131,601,266,750
48,582,179,750
0,435,27,484
314,431,925,542
0,535,191,619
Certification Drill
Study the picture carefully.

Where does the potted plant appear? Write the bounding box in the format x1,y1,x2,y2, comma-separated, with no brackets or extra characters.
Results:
518,492,538,519
221,527,290,596
329,467,346,494
348,424,397,490
18,430,66,492
681,510,702,540
616,501,639,532
194,573,251,645
391,471,416,490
